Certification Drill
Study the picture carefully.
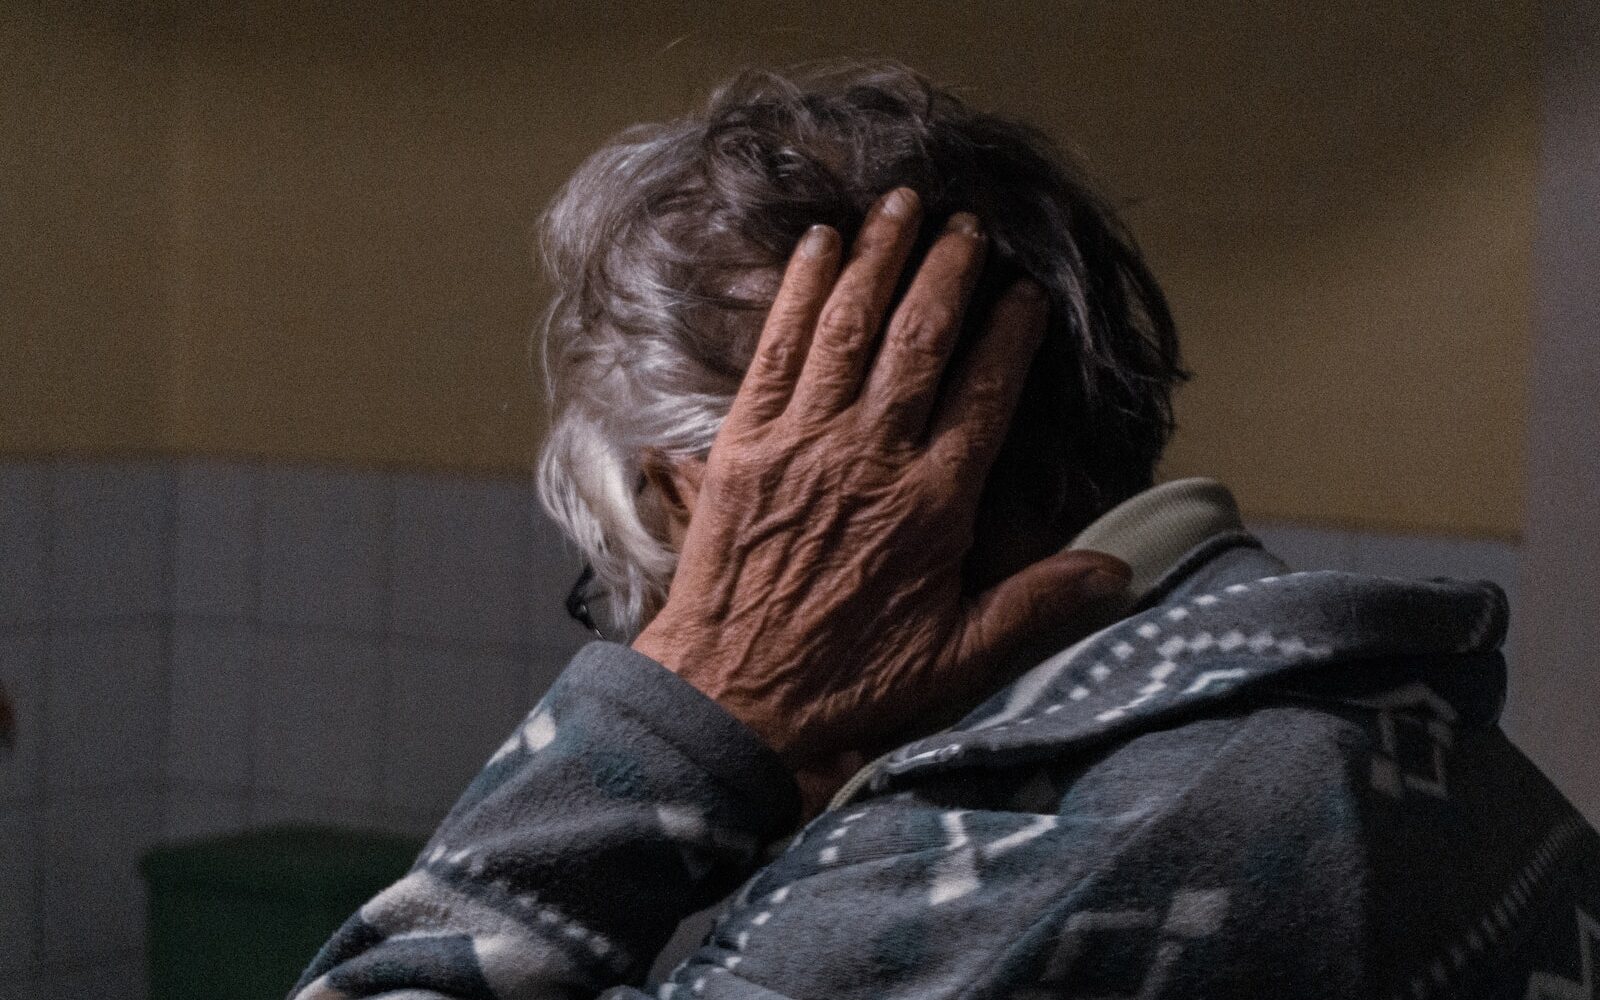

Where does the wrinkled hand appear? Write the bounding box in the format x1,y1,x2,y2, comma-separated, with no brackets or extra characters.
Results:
632,188,1130,812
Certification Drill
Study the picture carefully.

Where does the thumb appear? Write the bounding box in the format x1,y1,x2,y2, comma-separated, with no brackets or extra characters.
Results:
958,549,1133,669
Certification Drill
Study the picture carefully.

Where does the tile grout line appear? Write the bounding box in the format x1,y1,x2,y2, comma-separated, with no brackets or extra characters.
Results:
29,457,59,977
152,611,538,662
0,612,169,638
154,459,180,847
376,468,399,832
244,460,265,827
37,459,57,812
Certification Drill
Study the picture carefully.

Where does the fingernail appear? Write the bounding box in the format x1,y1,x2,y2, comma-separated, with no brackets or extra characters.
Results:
944,212,981,236
798,224,838,258
880,187,919,218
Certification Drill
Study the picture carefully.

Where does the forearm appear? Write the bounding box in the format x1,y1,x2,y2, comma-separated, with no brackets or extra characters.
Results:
289,641,800,1000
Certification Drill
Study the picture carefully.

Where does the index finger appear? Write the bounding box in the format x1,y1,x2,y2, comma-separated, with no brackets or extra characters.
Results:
725,224,844,430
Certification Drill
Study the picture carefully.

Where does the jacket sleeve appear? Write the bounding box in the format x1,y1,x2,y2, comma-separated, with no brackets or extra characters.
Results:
288,640,801,1000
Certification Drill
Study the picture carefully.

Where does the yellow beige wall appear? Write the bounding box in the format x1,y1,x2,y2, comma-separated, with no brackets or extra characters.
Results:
0,3,1533,538
1,12,173,457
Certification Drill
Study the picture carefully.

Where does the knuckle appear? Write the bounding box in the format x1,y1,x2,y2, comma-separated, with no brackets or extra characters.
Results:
815,301,874,345
875,429,922,465
888,304,956,359
800,364,855,403
712,432,755,466
871,395,919,432
962,372,1009,408
718,445,773,486
756,332,802,374
927,434,981,477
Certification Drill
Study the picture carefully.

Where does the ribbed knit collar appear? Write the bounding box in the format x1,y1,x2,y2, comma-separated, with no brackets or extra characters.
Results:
1067,477,1245,605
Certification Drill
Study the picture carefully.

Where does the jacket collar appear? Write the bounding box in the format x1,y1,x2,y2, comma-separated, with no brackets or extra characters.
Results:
864,481,1509,792
825,477,1509,809
825,478,1259,811
1068,477,1249,608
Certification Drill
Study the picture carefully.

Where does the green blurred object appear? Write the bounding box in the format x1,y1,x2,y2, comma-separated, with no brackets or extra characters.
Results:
139,825,425,1000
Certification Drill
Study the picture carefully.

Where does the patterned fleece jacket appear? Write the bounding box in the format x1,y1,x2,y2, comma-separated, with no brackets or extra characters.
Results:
290,483,1600,1000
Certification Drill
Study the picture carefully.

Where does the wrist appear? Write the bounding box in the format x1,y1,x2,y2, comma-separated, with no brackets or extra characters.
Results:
631,620,793,758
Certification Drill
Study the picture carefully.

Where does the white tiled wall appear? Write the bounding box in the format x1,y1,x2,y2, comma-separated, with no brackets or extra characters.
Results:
47,462,174,624
0,457,589,997
257,466,392,635
0,457,1528,995
0,464,48,630
171,462,257,621
381,644,533,819
166,625,255,792
0,458,176,997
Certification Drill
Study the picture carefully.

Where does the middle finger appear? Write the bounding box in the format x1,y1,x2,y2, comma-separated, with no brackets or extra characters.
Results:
784,187,923,422
856,211,987,447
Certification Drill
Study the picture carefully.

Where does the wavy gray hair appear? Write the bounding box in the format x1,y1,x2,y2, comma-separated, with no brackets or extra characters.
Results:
536,61,1185,638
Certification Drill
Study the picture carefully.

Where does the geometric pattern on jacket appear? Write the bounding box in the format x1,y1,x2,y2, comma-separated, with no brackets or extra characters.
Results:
290,536,1600,1000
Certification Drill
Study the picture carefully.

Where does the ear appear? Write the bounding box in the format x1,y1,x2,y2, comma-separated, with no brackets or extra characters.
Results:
639,448,706,547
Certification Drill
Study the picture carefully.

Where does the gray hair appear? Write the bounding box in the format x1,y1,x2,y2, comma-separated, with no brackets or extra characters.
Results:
536,61,1185,638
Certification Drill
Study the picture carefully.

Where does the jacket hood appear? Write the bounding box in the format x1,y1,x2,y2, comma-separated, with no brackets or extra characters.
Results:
871,541,1511,792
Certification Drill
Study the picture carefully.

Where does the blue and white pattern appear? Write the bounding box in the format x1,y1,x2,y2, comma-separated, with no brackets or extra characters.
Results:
291,538,1599,1000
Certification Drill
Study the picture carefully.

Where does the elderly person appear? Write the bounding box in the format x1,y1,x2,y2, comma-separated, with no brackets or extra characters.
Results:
293,63,1598,1000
